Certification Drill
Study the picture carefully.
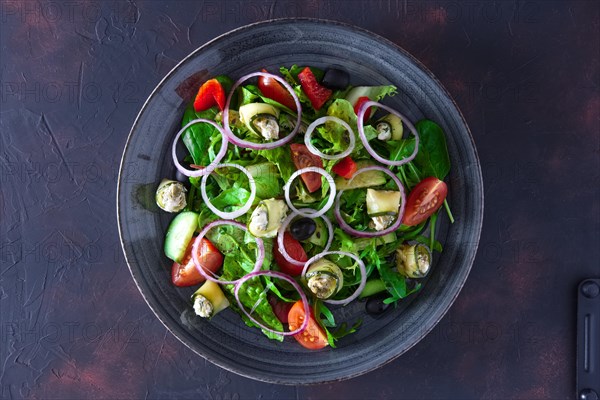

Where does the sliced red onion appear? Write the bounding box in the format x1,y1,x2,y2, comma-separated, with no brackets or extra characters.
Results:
283,167,336,218
301,251,366,306
234,271,309,336
304,116,356,160
276,210,334,267
223,72,302,150
334,166,406,237
200,163,256,220
356,100,420,166
192,220,264,285
172,118,228,177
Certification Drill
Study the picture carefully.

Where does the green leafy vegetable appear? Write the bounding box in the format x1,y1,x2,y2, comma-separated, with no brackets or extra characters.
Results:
413,120,451,180
314,301,362,348
246,162,282,199
181,105,220,166
209,226,284,341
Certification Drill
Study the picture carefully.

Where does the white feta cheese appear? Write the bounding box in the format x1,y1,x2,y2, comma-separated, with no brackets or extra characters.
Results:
370,215,395,231
193,295,214,318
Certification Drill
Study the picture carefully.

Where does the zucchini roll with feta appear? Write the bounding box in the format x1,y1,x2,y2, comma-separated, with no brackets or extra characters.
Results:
192,280,230,318
304,259,344,299
156,179,187,212
366,189,401,231
239,103,280,140
395,243,431,278
248,199,289,238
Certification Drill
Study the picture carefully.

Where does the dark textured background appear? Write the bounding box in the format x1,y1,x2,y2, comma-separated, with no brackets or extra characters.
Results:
1,1,599,399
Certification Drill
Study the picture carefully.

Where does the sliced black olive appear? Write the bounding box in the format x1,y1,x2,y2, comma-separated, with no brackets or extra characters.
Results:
289,217,317,241
322,68,350,90
365,295,391,315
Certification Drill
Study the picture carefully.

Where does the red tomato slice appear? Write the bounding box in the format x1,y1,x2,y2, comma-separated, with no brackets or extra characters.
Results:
288,300,328,350
268,295,293,324
297,67,332,110
290,143,323,193
258,69,296,111
402,177,448,226
354,96,372,123
193,79,225,112
331,156,357,179
171,238,224,287
273,232,307,276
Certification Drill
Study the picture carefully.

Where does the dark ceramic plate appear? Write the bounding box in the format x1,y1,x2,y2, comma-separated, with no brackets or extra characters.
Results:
117,19,483,384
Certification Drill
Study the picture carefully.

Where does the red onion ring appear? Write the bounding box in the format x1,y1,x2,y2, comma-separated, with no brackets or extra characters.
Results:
223,72,302,149
301,251,367,306
356,100,420,166
276,210,334,267
283,167,336,218
234,271,309,336
192,220,264,285
334,166,406,237
304,116,356,160
172,118,228,177
200,163,256,220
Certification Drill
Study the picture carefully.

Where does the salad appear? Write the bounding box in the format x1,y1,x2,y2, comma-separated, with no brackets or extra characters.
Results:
157,65,454,350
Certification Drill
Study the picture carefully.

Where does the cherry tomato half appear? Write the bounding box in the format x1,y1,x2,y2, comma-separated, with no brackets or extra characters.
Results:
193,79,225,112
401,177,448,226
273,232,307,276
258,69,296,111
288,300,328,350
171,238,223,287
290,143,323,193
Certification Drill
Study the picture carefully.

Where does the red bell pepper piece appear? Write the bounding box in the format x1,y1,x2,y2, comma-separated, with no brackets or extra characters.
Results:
193,79,225,112
297,67,332,110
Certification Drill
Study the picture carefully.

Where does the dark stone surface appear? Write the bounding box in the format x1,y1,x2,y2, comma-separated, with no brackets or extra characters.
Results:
1,1,598,399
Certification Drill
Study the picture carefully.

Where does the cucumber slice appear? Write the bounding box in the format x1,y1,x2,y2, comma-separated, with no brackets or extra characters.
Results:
335,161,387,190
164,211,198,262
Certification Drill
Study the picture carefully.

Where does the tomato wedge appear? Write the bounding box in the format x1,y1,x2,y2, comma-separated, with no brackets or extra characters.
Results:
402,177,448,226
297,67,332,110
258,69,296,111
331,156,357,179
193,79,225,112
171,238,224,287
354,96,372,123
273,232,307,276
290,143,323,193
288,300,328,350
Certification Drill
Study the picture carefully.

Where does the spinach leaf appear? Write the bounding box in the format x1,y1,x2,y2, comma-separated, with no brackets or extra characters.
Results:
210,187,252,212
180,104,220,166
413,120,451,180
